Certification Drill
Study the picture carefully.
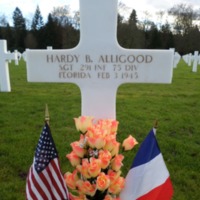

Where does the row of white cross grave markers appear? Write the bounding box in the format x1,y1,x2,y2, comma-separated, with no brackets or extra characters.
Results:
0,0,199,120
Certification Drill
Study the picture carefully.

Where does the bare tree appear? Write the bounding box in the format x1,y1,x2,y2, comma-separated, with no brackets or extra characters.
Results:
73,11,80,29
0,14,8,27
118,1,132,21
140,11,153,31
51,5,71,26
168,4,199,34
156,11,165,29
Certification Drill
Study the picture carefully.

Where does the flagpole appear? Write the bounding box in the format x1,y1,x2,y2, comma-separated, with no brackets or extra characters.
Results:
154,119,158,129
45,104,50,125
153,119,158,135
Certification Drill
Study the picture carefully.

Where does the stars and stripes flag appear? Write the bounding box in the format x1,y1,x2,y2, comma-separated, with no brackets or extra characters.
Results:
26,122,69,200
120,128,173,200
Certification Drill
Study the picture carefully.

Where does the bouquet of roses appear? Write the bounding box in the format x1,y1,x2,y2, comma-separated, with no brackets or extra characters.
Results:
64,116,138,200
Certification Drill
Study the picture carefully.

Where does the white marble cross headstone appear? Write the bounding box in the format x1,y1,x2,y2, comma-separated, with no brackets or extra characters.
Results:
25,0,174,119
0,40,19,92
182,54,189,65
192,51,199,72
173,52,181,68
170,48,181,68
188,53,193,66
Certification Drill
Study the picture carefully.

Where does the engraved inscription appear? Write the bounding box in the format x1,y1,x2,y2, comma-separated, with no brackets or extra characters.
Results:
45,54,153,81
98,54,153,64
47,54,80,63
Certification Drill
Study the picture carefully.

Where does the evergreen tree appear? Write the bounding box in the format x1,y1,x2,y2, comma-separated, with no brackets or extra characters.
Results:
160,22,174,49
28,5,44,48
12,7,26,51
117,13,129,48
13,7,26,30
0,15,14,50
184,26,200,53
43,14,62,48
126,9,144,48
147,23,162,49
128,9,138,27
31,5,44,31
0,15,7,39
128,9,140,48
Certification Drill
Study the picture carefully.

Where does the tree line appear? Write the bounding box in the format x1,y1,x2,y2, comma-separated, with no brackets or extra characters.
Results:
0,3,200,55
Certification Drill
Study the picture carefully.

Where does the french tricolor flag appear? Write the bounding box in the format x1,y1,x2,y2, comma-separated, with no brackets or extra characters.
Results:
120,128,173,200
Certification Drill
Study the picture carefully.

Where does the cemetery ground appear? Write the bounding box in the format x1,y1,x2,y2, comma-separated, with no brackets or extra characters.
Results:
0,59,199,200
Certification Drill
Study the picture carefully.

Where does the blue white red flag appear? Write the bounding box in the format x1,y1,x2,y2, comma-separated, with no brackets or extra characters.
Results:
120,128,173,200
26,122,69,200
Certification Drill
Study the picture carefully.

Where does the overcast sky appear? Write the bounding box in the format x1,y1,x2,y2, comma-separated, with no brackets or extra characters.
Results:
0,0,200,25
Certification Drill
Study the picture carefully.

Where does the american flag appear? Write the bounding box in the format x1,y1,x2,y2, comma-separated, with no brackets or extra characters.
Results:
26,123,69,200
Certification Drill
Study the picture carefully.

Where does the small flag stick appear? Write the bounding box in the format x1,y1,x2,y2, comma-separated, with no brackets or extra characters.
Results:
153,119,158,129
153,119,158,135
45,104,50,124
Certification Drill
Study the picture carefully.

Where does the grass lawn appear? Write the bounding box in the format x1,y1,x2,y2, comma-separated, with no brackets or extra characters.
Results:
0,59,199,199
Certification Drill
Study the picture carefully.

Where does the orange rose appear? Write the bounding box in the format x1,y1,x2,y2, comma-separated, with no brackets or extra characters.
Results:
82,180,96,196
76,159,91,179
88,157,101,177
107,169,121,184
104,194,113,200
97,119,119,135
103,135,116,152
122,135,138,151
76,180,96,197
110,141,120,156
98,150,112,169
70,141,86,158
86,125,106,149
96,172,110,191
76,179,84,192
110,120,119,134
64,170,79,190
87,135,105,149
74,116,93,133
69,193,87,200
85,126,95,138
111,154,124,171
66,151,81,167
108,176,125,195
86,125,104,136
97,119,112,135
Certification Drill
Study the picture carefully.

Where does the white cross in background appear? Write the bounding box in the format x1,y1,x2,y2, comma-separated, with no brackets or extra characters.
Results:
192,51,199,72
0,40,19,92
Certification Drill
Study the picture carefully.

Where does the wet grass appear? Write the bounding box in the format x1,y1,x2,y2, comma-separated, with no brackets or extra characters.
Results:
0,59,199,199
